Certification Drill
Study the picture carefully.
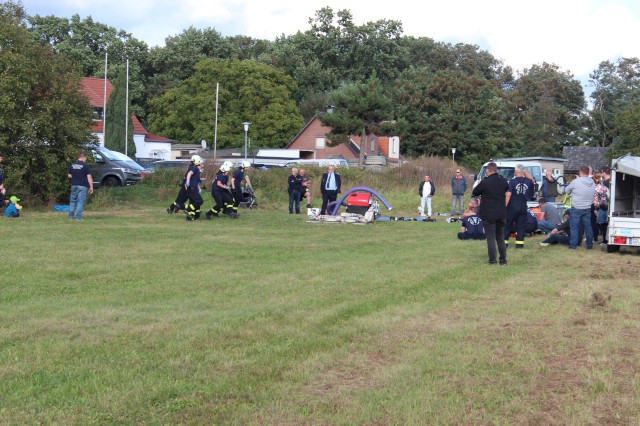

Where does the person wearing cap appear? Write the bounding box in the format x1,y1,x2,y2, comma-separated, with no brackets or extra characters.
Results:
4,195,21,217
67,151,94,221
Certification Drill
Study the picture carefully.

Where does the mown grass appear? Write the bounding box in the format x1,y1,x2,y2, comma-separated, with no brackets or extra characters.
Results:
1,169,639,424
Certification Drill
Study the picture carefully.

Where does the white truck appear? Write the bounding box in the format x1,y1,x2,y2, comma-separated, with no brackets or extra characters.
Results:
606,154,640,253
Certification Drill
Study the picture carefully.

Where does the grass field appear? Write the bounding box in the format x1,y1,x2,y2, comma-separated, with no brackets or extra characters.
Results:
1,179,640,424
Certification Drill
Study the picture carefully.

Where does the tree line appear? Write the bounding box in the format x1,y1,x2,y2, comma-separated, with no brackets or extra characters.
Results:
1,1,639,199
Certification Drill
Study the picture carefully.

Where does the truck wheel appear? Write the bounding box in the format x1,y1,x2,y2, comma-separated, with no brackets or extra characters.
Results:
606,244,620,253
103,176,121,187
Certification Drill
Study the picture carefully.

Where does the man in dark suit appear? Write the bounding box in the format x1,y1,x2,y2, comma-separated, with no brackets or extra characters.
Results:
472,162,509,265
320,165,341,215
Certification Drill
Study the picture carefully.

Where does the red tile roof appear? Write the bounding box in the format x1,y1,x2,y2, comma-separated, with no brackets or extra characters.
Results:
81,77,147,135
80,77,113,107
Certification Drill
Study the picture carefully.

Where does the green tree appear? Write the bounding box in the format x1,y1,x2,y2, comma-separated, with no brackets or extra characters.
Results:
319,73,400,166
147,59,304,149
393,67,510,166
104,68,134,155
266,7,407,99
1,1,93,202
588,57,640,147
508,63,586,156
608,104,640,157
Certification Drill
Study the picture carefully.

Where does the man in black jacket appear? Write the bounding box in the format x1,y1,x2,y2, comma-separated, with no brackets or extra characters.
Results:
320,165,341,215
472,162,509,265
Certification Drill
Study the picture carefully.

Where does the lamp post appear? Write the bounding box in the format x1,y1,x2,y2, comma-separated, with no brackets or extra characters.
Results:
242,122,251,160
451,147,456,162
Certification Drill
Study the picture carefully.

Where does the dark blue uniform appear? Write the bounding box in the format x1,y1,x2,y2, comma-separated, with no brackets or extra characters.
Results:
185,164,203,220
458,215,486,240
206,171,235,218
504,175,534,247
231,168,245,213
168,164,195,214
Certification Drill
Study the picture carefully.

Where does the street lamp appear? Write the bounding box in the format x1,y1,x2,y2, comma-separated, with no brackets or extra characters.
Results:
242,122,251,159
451,147,456,162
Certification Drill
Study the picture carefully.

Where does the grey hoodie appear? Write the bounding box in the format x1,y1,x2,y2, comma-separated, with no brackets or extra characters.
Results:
566,176,595,209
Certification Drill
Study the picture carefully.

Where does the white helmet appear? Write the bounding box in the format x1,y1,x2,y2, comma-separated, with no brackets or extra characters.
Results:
241,160,251,169
220,160,233,171
220,164,231,173
191,154,203,165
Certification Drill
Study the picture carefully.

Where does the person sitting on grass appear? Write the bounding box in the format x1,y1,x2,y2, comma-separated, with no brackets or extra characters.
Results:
4,195,21,218
457,206,486,240
539,211,571,246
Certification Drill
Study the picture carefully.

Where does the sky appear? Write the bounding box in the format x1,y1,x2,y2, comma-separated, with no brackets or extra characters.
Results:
20,0,640,93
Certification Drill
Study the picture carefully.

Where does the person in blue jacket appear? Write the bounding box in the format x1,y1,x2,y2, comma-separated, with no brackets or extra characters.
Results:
5,195,21,217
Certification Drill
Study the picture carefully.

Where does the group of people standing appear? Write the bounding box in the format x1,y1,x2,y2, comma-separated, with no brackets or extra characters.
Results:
167,157,254,221
287,165,341,215
539,166,611,249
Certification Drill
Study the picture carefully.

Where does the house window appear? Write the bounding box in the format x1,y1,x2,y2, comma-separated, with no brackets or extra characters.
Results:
315,137,325,149
92,107,104,121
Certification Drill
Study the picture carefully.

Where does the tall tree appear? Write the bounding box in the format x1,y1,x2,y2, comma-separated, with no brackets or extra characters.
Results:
105,68,134,155
609,104,640,157
393,67,510,168
588,57,640,147
508,63,586,156
1,1,93,202
266,7,407,99
147,59,304,149
319,73,400,166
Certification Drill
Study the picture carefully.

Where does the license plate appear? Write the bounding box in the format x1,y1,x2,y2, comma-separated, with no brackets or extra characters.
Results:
633,238,640,245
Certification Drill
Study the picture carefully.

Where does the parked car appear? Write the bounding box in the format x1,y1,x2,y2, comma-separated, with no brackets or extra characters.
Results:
145,159,191,171
87,145,143,188
284,158,350,168
110,150,152,179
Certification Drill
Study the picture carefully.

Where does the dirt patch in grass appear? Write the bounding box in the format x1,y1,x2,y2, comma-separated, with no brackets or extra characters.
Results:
295,254,640,423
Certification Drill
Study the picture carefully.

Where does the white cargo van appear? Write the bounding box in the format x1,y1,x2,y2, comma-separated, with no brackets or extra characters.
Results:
606,154,640,252
473,160,544,189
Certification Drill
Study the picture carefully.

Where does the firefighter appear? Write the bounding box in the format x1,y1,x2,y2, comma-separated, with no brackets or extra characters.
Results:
504,165,534,248
184,155,205,221
205,162,237,219
231,161,254,214
167,154,203,215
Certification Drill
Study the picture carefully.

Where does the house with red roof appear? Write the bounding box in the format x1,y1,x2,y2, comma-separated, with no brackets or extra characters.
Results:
285,113,401,164
80,77,172,161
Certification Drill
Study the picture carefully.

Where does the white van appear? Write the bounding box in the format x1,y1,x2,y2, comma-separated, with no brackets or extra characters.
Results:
473,160,544,190
284,159,349,169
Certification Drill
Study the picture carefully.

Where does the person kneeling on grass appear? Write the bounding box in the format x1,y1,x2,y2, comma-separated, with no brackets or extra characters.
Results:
539,211,571,246
457,210,486,240
4,195,21,218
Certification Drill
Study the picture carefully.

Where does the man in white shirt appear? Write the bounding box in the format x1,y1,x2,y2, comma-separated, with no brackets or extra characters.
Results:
418,175,436,218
